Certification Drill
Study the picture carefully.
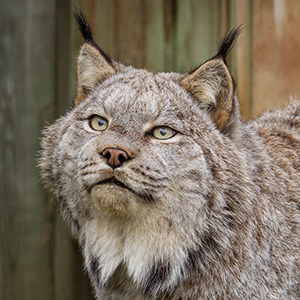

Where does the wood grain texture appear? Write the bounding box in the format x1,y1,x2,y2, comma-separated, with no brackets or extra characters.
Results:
54,1,94,299
0,0,55,299
236,0,300,118
252,0,300,116
236,0,254,119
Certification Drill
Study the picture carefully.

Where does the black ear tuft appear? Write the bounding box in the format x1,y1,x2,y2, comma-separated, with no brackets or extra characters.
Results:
216,26,243,61
74,8,112,64
74,9,94,43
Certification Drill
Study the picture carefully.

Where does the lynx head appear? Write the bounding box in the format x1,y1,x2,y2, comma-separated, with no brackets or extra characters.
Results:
39,11,250,294
40,11,243,221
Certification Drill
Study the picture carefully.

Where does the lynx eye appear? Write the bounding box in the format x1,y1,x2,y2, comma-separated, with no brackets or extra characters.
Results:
152,126,176,140
89,115,108,131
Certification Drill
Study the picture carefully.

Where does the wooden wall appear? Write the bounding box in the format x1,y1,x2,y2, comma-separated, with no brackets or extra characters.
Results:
1,1,300,299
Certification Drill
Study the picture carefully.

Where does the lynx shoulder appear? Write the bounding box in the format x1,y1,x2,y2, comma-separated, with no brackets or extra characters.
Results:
39,11,300,300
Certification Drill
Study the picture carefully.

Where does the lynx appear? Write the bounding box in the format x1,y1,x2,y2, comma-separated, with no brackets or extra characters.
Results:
40,11,300,300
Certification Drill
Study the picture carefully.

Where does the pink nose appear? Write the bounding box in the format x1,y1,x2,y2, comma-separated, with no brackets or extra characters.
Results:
100,147,130,169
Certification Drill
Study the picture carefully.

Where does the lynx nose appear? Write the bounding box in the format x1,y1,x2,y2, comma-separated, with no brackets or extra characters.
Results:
100,147,130,169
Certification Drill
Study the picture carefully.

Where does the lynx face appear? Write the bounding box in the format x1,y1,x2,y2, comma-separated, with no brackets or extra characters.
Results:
58,69,218,216
41,67,228,250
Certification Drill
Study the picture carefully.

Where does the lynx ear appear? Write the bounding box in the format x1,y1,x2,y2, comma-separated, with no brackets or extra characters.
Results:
181,28,241,133
74,10,115,105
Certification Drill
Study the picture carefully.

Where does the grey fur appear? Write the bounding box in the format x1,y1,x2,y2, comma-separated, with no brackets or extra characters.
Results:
39,16,300,300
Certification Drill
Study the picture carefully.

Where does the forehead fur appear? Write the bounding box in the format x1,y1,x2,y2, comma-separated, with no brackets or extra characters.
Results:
78,66,202,125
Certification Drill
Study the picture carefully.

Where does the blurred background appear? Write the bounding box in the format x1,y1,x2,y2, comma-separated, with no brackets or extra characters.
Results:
1,0,300,299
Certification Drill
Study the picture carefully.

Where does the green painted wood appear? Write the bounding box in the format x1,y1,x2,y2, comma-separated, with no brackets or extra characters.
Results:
54,1,94,299
174,0,222,72
0,0,56,299
144,0,166,71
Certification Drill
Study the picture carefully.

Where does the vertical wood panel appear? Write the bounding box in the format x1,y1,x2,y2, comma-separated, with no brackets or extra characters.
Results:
0,0,55,299
144,0,166,71
54,1,94,299
236,0,254,119
175,0,222,72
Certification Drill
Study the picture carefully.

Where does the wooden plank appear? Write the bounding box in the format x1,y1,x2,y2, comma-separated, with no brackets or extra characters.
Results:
144,0,166,72
0,0,56,299
55,0,74,114
174,0,227,72
93,0,174,73
252,0,300,117
236,0,254,119
113,0,146,67
220,0,238,76
53,218,93,300
93,0,114,57
54,1,94,299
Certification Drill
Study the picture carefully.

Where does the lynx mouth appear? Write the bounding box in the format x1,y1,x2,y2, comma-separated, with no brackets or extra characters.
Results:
89,177,154,204
97,178,130,189
89,177,131,191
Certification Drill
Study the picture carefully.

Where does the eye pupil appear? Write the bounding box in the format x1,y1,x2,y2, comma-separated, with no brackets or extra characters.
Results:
98,119,105,127
160,128,167,136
